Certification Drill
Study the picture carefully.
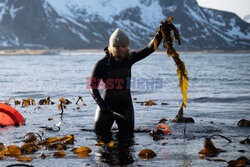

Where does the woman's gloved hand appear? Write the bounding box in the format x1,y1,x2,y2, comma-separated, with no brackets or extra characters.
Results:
156,22,164,35
100,104,126,120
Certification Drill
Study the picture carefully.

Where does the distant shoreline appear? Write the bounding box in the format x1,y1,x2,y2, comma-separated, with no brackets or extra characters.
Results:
0,49,250,55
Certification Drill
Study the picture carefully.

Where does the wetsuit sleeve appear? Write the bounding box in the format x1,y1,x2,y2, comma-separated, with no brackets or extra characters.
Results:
129,31,162,64
89,60,107,110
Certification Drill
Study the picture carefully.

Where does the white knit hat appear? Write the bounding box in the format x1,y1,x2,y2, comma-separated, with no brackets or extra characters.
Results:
109,28,130,47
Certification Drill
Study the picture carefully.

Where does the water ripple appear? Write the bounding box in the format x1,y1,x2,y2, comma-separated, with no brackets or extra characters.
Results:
190,96,250,103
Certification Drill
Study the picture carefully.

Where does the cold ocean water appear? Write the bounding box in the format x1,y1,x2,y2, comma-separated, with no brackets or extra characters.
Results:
0,51,249,167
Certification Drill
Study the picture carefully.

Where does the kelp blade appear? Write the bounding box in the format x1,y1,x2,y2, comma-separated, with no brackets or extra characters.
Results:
173,54,188,108
161,17,188,108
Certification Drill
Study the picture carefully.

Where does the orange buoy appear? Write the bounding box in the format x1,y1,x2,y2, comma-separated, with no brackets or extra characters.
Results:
157,124,169,133
0,103,24,126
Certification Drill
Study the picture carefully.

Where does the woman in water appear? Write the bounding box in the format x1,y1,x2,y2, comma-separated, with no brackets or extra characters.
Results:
89,27,162,142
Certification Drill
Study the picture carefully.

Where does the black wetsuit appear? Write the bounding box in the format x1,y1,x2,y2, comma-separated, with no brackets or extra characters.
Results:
90,32,162,141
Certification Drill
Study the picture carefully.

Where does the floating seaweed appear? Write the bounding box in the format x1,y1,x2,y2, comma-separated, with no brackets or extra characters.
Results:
158,118,167,123
228,156,250,167
22,98,36,106
72,146,92,157
0,133,82,163
58,98,68,122
39,126,60,132
135,99,157,106
0,143,5,151
38,97,54,105
72,147,92,154
240,136,250,144
144,99,157,106
150,129,165,141
94,141,114,148
21,143,38,154
135,125,151,133
138,149,157,159
149,125,171,141
0,145,22,157
95,142,105,146
7,98,21,106
76,96,87,106
37,134,74,150
135,101,145,105
17,156,32,162
199,134,231,158
77,152,91,158
53,151,66,158
108,141,114,148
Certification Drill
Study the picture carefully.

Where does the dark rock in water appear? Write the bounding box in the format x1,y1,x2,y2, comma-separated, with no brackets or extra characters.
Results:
172,107,195,123
176,117,195,123
237,119,250,127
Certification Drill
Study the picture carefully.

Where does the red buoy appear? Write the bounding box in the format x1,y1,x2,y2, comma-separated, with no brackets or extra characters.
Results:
0,103,24,126
157,124,169,133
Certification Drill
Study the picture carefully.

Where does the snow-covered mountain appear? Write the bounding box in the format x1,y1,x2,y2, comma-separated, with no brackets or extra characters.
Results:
0,0,249,50
244,14,250,23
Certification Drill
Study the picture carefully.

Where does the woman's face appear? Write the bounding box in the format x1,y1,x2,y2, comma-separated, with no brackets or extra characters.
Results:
118,45,129,58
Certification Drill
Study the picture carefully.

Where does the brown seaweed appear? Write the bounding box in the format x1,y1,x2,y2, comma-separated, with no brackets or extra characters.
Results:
199,134,231,158
157,17,189,119
237,119,250,127
38,97,54,105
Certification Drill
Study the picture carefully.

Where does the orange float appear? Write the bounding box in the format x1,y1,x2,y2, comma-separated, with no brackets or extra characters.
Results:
0,103,24,126
156,124,169,133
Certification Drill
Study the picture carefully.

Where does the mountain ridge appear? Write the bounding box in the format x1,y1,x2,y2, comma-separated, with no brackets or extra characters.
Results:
0,0,249,50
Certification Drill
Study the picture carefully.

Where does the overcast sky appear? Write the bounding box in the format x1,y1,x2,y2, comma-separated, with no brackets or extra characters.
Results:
197,0,250,19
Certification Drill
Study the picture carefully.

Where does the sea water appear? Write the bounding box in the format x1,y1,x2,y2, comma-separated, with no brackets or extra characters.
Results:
0,51,249,166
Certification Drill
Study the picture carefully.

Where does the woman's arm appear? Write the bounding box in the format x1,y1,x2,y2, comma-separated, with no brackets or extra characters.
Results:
129,31,162,64
89,59,107,110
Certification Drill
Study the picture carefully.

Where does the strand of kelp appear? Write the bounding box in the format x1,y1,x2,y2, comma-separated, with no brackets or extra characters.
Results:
154,17,188,113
